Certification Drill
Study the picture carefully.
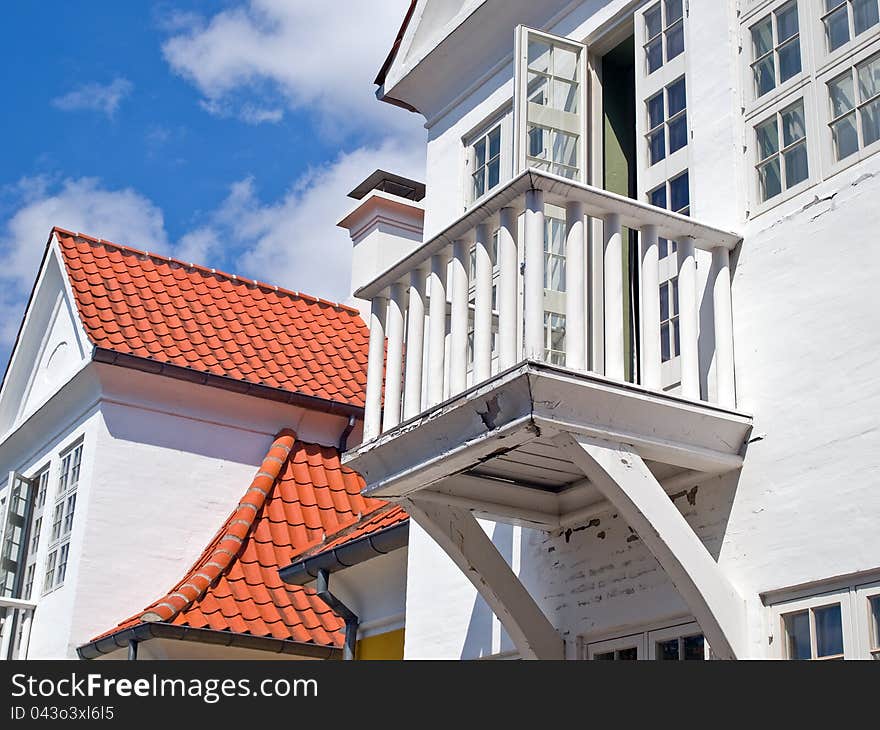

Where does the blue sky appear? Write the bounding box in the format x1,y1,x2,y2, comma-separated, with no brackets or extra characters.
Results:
0,0,424,364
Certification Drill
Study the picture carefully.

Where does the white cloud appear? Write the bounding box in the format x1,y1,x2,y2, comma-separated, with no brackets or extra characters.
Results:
51,78,134,118
161,0,418,137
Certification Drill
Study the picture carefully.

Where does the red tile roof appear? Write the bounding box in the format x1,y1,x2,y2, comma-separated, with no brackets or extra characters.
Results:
54,227,369,408
294,504,409,562
91,430,392,650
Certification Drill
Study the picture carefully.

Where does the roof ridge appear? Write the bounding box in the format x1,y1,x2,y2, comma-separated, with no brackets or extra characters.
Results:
52,226,361,315
139,429,298,624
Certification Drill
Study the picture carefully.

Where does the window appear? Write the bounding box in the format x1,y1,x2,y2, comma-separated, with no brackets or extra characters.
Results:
30,518,40,556
782,602,845,659
660,279,681,362
516,28,586,180
544,217,566,292
644,0,685,75
869,594,880,658
647,77,688,165
544,313,566,366
751,1,802,98
823,0,880,53
828,53,880,161
44,442,82,592
649,171,690,258
593,646,639,660
655,632,706,660
23,564,35,601
583,621,707,660
471,125,502,202
755,99,809,201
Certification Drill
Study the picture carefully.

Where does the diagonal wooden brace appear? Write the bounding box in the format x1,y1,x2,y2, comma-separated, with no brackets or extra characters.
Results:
404,497,564,660
558,433,747,659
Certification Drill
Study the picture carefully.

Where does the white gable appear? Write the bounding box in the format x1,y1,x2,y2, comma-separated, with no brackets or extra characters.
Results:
0,236,92,435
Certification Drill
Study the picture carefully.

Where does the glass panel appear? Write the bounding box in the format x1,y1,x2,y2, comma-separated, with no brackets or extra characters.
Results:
781,103,806,146
528,72,549,106
661,323,671,361
814,604,844,657
649,185,667,209
660,282,670,321
754,55,776,97
656,639,679,660
784,143,809,187
854,0,880,34
756,118,779,159
759,158,782,201
778,38,802,83
670,172,690,212
57,543,70,585
487,159,500,190
554,46,578,80
30,517,41,554
666,0,684,24
832,114,860,159
553,130,579,168
63,493,76,535
474,138,486,169
51,503,63,541
645,4,662,39
682,634,705,660
649,130,666,165
825,6,850,51
861,97,880,146
553,79,579,113
784,611,812,659
43,550,56,592
752,18,773,57
666,22,685,61
671,278,680,316
529,126,546,158
667,78,687,116
776,2,800,42
857,55,880,101
647,37,663,74
546,218,565,255
618,646,639,660
594,651,614,660
870,596,880,650
824,0,846,9
829,73,857,117
488,127,501,159
528,39,552,74
648,92,665,129
673,318,681,357
669,114,688,154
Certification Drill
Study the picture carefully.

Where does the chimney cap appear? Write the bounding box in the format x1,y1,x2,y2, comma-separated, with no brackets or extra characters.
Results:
347,170,426,202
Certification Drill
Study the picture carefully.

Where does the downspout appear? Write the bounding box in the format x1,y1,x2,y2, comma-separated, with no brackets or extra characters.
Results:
315,569,358,661
128,639,138,661
338,415,357,452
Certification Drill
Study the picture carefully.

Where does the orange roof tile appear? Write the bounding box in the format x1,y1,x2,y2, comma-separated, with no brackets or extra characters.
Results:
90,430,391,650
54,228,369,408
292,504,409,562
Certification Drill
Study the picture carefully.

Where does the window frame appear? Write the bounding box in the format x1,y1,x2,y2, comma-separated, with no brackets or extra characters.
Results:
581,619,708,660
643,0,686,77
816,0,880,59
43,440,82,595
854,581,880,659
749,0,806,102
769,587,856,659
464,110,512,209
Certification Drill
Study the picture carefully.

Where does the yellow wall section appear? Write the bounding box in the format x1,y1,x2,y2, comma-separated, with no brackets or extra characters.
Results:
355,628,405,660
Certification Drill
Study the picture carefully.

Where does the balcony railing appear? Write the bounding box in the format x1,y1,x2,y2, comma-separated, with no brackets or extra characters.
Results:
357,169,741,442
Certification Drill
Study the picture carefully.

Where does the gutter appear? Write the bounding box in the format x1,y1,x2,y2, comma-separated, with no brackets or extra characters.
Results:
91,348,364,420
315,570,358,661
76,622,342,660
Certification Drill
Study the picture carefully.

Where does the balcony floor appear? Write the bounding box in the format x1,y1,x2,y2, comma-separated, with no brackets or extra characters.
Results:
343,361,753,529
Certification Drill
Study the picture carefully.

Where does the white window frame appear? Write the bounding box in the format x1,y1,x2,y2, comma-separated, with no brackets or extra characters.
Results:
855,581,880,659
812,0,880,65
585,631,646,660
581,619,708,660
749,0,807,102
464,110,512,209
768,588,856,659
43,440,82,594
817,42,880,176
513,26,588,182
642,0,686,77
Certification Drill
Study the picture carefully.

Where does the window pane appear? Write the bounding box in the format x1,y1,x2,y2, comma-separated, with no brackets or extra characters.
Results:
854,0,880,34
645,4,662,39
759,158,782,201
784,611,811,659
473,172,485,200
666,22,684,61
528,39,551,73
825,6,850,51
553,130,579,168
829,73,857,117
474,138,486,169
646,37,663,74
529,126,546,158
756,118,779,159
752,18,773,58
673,318,681,357
667,78,686,116
682,634,705,660
487,159,500,190
594,651,614,660
553,79,579,113
861,98,880,146
776,2,799,42
754,56,776,97
546,218,565,255
814,604,843,657
660,282,670,321
528,72,549,106
857,55,880,101
781,103,806,146
649,185,667,209
656,639,679,660
670,172,690,212
648,92,665,129
488,127,501,159
618,646,639,660
554,46,578,80
870,596,880,649
666,0,683,24
649,130,666,165
671,278,679,316
784,143,809,187
832,115,860,160
778,38,802,83
668,114,688,154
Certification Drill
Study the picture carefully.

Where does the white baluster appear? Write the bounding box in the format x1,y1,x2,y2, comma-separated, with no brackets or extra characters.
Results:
497,207,519,370
603,213,624,380
449,239,470,395
404,266,426,420
427,252,449,408
383,283,406,432
565,201,586,371
473,223,494,383
640,225,661,390
712,246,736,408
364,294,387,440
524,189,545,360
677,237,700,400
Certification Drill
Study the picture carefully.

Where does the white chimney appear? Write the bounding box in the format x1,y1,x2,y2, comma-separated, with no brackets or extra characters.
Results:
338,170,425,321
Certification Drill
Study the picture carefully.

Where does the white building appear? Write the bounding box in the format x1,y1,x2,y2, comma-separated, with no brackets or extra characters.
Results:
340,0,880,659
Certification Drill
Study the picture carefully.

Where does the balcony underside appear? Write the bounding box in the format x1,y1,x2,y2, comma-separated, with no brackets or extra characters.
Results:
343,361,753,530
